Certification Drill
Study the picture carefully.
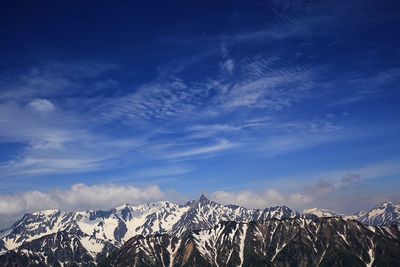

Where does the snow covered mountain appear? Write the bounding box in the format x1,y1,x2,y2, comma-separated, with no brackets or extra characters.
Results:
349,201,400,226
0,195,301,265
103,217,400,267
0,201,186,252
303,207,342,217
304,202,400,226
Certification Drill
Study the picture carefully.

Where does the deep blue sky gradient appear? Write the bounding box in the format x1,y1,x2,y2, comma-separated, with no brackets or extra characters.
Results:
0,0,399,213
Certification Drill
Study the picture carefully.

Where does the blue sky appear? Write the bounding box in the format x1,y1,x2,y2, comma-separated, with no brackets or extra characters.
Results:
0,0,400,225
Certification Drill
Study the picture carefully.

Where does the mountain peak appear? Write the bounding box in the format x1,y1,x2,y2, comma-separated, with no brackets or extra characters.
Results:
378,201,394,207
373,201,396,211
115,203,132,210
303,207,340,217
199,194,210,202
31,209,59,216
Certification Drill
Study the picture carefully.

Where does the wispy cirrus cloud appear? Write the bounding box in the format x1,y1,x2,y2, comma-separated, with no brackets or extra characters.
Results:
94,77,212,122
214,54,313,111
149,138,238,160
0,62,117,101
237,118,350,157
185,124,242,139
93,52,315,124
327,68,400,107
0,66,237,180
0,52,373,182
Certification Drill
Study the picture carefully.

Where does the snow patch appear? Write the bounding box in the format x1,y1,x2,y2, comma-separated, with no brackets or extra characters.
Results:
238,223,248,267
80,236,104,256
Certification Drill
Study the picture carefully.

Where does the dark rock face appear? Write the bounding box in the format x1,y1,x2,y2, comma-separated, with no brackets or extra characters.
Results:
104,218,400,267
0,239,6,251
0,251,47,267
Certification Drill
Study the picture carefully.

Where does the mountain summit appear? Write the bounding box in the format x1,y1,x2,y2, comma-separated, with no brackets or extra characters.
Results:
351,201,400,226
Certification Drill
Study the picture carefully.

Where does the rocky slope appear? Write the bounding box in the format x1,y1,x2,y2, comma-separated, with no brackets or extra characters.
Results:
103,217,400,267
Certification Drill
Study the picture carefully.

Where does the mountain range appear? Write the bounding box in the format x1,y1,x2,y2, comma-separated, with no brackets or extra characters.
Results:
303,201,400,226
0,195,399,266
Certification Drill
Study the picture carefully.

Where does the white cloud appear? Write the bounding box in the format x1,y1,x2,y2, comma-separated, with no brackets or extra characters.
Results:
211,188,312,209
56,183,165,209
28,98,56,113
221,59,235,75
0,62,116,102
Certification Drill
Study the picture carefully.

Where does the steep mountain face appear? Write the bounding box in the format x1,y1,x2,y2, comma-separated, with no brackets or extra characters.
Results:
104,218,400,267
170,195,301,236
0,239,6,254
303,208,341,217
0,195,300,265
0,230,112,266
0,201,190,250
350,202,400,226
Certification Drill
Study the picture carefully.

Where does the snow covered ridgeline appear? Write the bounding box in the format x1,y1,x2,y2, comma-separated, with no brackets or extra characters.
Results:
303,201,400,226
